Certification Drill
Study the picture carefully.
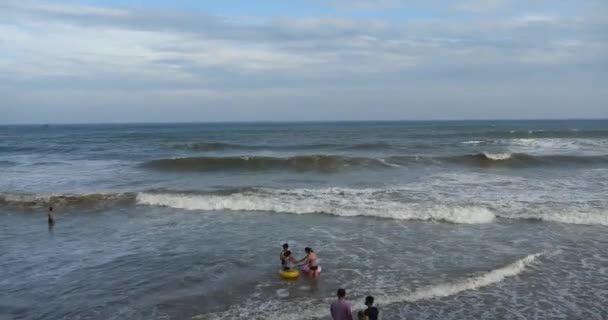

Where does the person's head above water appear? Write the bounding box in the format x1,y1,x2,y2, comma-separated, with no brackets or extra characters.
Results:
284,250,291,257
282,243,288,250
365,296,374,306
337,288,346,298
305,247,313,253
49,206,53,212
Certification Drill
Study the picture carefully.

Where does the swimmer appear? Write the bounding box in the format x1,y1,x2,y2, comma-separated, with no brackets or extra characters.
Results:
299,247,320,277
47,206,55,226
282,250,298,271
280,243,289,269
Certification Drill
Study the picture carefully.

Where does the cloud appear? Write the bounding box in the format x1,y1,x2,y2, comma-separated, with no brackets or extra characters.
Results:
0,0,606,123
455,0,512,13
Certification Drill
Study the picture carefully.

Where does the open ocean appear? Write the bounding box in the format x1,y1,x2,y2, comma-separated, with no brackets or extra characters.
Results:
1,120,607,320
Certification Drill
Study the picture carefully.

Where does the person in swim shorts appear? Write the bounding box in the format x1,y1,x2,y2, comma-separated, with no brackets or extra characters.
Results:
299,247,320,277
47,206,55,226
280,243,289,269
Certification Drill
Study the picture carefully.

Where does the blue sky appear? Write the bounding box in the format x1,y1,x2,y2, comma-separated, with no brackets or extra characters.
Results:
0,0,606,123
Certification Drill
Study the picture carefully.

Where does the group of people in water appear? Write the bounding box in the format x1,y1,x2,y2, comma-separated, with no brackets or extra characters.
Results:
44,212,375,319
280,244,379,320
279,243,320,277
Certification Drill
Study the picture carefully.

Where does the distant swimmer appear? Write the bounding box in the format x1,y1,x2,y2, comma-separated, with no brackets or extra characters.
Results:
47,206,55,225
299,247,321,277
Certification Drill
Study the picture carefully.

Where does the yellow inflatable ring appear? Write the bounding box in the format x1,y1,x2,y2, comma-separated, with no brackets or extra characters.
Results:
279,269,299,279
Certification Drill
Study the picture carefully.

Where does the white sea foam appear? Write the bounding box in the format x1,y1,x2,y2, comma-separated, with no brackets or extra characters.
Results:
136,190,495,224
506,138,608,155
193,253,543,320
482,152,512,160
381,252,542,304
378,158,401,167
503,211,608,226
462,140,485,145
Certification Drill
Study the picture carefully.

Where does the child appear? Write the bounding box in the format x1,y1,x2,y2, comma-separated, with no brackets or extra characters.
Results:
282,250,298,271
280,243,289,269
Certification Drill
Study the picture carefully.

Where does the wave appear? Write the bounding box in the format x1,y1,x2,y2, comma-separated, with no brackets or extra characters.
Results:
142,153,608,172
383,252,542,304
141,155,393,172
481,152,512,160
438,153,608,168
3,188,606,227
340,142,393,150
173,142,337,152
462,140,487,145
135,190,495,224
503,211,608,226
173,141,397,152
173,142,239,151
0,192,135,210
193,253,542,320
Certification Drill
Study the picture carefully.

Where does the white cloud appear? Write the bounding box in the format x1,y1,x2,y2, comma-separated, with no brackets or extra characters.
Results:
455,0,512,13
0,0,606,122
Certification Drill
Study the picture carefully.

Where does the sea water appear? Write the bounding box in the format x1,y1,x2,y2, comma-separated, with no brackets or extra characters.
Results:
1,120,607,319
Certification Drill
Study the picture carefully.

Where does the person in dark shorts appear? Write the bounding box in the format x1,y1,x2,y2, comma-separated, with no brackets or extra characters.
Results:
299,247,320,277
280,243,289,268
281,250,298,271
47,206,55,226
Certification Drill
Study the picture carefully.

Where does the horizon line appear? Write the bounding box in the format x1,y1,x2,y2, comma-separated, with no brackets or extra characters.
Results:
1,118,607,126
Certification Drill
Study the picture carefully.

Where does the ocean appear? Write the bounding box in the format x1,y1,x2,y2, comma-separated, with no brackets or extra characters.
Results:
1,120,607,319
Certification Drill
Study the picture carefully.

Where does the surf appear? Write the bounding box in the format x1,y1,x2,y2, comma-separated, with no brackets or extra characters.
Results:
135,190,496,224
141,155,393,172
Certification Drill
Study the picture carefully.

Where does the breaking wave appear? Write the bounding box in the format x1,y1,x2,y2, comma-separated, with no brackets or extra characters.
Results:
136,189,495,224
382,252,542,303
0,192,136,210
438,153,608,167
3,188,606,227
503,211,608,226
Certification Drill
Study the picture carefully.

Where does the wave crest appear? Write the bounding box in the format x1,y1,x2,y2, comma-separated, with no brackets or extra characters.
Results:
141,155,392,172
390,252,542,303
136,190,495,224
0,192,135,210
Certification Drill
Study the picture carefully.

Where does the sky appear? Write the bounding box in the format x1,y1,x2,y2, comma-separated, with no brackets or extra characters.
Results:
0,0,606,123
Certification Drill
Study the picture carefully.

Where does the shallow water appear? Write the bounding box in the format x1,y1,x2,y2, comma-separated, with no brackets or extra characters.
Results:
1,120,607,319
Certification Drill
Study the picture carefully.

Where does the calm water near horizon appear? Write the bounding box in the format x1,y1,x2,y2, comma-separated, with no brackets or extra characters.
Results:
1,120,607,319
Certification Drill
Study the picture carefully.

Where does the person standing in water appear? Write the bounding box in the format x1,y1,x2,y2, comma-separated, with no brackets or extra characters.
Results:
299,247,320,277
281,251,298,271
330,288,353,320
357,296,379,320
47,206,55,226
280,243,289,269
